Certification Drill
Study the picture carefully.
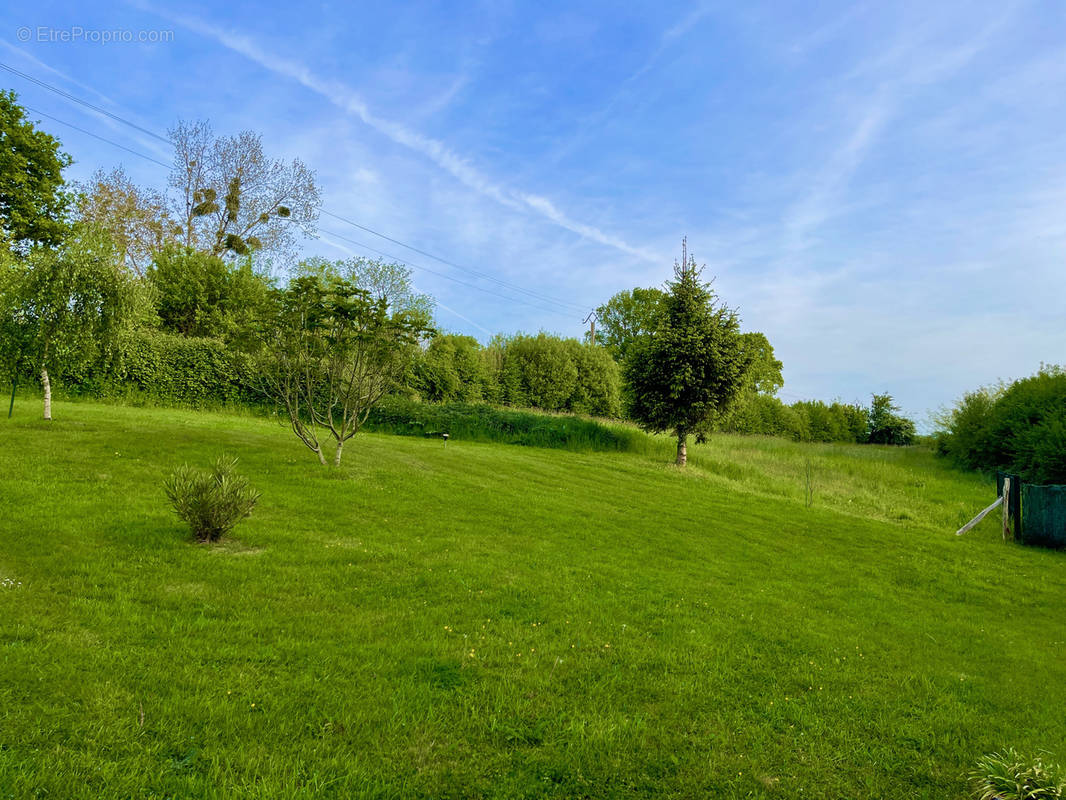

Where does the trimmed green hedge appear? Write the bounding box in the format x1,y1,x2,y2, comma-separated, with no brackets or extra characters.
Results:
54,329,261,406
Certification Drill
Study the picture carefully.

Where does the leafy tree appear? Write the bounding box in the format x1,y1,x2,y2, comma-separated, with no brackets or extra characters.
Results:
74,166,177,276
866,393,916,446
566,340,622,417
0,242,30,413
415,333,491,403
624,253,749,465
497,333,579,411
737,332,783,396
1,225,131,419
593,287,665,363
0,91,72,248
257,275,430,466
148,245,272,347
296,256,434,327
169,120,319,261
936,365,1066,483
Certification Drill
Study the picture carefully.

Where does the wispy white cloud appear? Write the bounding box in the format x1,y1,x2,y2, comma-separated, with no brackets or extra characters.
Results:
0,37,174,163
135,4,659,263
782,6,1018,256
783,96,891,253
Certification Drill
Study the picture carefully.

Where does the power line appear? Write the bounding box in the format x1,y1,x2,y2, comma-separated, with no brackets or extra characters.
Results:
1,62,172,145
2,59,594,318
17,98,566,317
320,210,588,312
318,228,573,318
22,106,172,169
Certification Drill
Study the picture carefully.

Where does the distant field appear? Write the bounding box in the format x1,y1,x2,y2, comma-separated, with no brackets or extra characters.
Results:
1,400,1064,799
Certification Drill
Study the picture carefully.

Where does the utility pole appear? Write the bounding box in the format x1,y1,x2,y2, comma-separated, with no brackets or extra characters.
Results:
583,311,597,346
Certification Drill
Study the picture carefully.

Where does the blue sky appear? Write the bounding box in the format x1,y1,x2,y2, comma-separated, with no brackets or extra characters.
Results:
2,1,1064,423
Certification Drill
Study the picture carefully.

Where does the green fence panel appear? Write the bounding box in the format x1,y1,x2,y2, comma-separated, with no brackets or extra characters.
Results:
1021,483,1066,548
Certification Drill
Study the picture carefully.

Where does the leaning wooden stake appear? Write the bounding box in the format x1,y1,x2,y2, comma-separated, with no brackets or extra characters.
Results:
956,496,1003,536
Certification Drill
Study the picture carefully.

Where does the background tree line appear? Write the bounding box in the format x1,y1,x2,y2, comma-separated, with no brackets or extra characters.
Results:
1,88,916,459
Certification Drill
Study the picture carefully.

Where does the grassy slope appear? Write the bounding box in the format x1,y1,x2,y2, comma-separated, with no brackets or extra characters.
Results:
1,401,1064,799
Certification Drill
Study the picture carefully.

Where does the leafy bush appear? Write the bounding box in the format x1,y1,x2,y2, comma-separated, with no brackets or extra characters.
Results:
497,333,579,411
971,748,1064,800
937,366,1066,483
866,393,916,446
564,340,622,418
163,456,260,542
413,333,493,404
148,245,272,347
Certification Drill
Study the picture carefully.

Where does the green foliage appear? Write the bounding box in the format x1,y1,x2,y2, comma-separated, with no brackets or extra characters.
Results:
867,394,916,446
0,90,73,248
257,274,431,465
148,245,271,347
1,225,133,415
624,259,749,457
593,286,665,363
367,395,646,452
717,394,870,443
565,339,622,417
970,749,1064,800
40,328,259,406
163,456,260,542
936,366,1066,483
296,255,435,327
497,332,578,410
489,332,622,417
413,333,492,403
737,332,783,396
117,329,258,404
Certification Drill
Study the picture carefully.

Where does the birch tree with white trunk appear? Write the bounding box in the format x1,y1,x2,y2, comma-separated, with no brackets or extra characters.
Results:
1,226,130,419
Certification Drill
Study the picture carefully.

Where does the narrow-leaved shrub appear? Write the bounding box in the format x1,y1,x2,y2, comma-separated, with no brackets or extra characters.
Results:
970,748,1064,800
163,456,260,542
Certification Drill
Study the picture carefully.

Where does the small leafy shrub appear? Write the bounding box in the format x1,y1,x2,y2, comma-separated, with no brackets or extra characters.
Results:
971,748,1064,800
163,456,260,542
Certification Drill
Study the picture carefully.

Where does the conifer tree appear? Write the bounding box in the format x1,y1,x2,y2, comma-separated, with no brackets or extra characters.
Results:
624,243,750,465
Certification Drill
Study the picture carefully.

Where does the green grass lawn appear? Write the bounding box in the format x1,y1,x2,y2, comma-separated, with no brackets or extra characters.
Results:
1,400,1064,799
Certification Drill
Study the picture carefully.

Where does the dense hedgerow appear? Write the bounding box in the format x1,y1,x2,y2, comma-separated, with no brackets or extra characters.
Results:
412,332,623,418
935,365,1066,484
718,394,871,444
49,328,261,406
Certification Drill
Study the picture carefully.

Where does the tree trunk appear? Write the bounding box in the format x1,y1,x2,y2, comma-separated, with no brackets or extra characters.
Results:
333,439,344,467
41,368,51,421
314,446,327,467
675,430,687,466
8,379,16,418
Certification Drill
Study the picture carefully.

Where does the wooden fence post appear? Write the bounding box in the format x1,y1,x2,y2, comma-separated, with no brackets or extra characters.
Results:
1002,477,1012,541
